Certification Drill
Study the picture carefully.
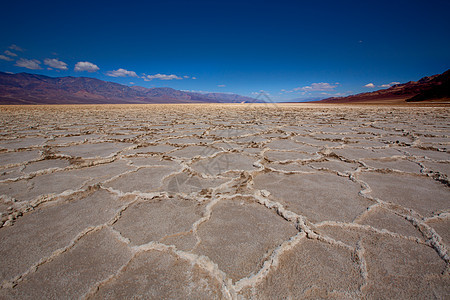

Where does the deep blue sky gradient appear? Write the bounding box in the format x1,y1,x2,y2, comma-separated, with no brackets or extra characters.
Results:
1,0,449,101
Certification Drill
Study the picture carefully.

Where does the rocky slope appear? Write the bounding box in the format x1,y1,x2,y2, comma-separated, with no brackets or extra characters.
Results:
0,72,257,104
319,69,450,103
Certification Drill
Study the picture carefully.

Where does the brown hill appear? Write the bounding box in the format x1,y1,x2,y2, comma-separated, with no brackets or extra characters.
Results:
319,69,450,104
0,72,257,105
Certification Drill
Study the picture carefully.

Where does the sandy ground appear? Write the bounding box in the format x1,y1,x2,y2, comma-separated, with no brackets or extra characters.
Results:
0,103,449,299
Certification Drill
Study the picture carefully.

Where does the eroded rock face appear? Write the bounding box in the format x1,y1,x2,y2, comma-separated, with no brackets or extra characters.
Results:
0,104,449,299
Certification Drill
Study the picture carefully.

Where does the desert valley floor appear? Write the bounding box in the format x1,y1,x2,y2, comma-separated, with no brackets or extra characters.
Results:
0,103,449,299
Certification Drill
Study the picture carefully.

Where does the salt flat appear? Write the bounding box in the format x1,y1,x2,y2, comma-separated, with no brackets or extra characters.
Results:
0,103,449,299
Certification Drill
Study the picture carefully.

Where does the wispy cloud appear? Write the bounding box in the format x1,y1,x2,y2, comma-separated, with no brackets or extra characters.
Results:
380,82,400,88
4,50,17,57
143,73,183,81
282,82,338,94
364,83,375,88
74,61,99,72
0,55,13,61
181,89,213,94
106,68,138,77
183,89,233,94
251,90,271,96
320,92,346,96
217,84,226,87
9,44,23,52
294,82,337,92
44,58,68,70
15,58,42,70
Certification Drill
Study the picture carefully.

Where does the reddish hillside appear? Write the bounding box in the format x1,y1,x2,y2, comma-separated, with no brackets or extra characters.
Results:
319,69,450,103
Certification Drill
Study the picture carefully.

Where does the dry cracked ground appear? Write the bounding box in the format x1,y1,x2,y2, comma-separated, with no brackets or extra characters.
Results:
0,104,449,299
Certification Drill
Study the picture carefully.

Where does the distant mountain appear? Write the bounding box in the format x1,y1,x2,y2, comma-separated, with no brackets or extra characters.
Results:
406,70,450,102
0,72,258,104
284,97,327,103
319,69,450,103
188,92,258,103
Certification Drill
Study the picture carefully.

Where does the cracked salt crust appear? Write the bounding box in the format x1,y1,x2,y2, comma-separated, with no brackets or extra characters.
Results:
0,104,449,299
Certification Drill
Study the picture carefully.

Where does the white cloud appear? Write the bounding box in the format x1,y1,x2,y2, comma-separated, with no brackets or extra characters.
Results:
252,90,271,96
364,83,375,88
191,76,197,80
380,81,400,88
4,50,17,57
282,82,338,94
181,89,214,94
217,84,226,87
15,58,42,70
183,75,189,78
181,90,210,93
74,61,99,72
0,55,13,61
322,92,346,96
106,68,138,77
143,73,183,81
44,58,68,70
9,44,23,52
294,82,337,92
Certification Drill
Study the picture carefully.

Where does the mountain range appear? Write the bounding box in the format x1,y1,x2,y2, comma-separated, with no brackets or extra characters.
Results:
0,72,258,105
318,69,450,103
0,70,448,105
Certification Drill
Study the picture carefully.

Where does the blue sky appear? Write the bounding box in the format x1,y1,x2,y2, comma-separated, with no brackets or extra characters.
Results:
1,0,449,101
